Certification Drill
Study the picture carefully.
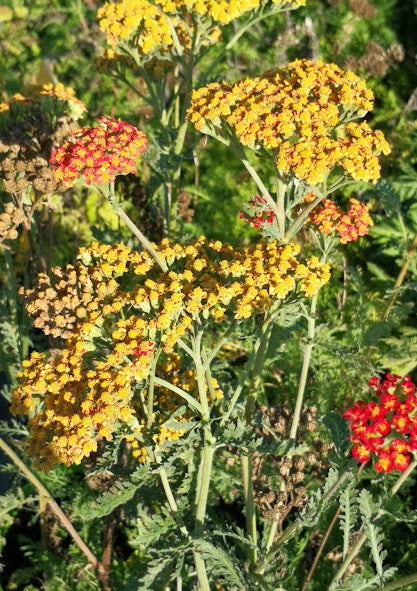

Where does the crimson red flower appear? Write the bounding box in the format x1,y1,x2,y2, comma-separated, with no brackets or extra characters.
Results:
240,194,275,229
50,116,148,186
344,373,417,473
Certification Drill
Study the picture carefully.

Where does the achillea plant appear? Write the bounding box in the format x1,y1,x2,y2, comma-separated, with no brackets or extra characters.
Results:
309,197,374,243
12,238,330,469
188,59,390,186
0,85,84,196
50,116,148,186
98,0,306,56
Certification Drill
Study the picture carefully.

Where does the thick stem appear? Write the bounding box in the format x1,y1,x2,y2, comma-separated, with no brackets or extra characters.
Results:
0,436,108,588
192,333,215,589
380,572,417,591
289,294,318,440
147,347,162,429
154,376,204,415
193,427,215,591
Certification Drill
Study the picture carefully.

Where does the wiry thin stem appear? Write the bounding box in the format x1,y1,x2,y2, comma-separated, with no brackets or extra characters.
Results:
382,231,417,321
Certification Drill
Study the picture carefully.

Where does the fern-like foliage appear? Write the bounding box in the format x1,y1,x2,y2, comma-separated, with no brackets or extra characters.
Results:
339,483,359,559
72,464,151,521
198,539,247,590
299,467,347,528
358,489,397,585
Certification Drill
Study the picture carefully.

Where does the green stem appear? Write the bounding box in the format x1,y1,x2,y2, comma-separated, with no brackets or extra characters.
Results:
328,458,417,589
217,316,272,432
158,467,189,538
192,332,215,590
147,347,162,429
284,193,324,242
276,174,287,238
380,572,417,591
109,200,168,272
192,331,210,419
241,452,258,567
289,294,318,440
229,136,276,213
154,377,204,415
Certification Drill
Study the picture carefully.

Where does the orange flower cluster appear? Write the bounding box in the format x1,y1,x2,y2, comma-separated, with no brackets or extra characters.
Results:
187,59,390,185
98,0,305,57
344,374,417,473
50,117,148,186
12,238,330,469
0,84,86,119
309,197,373,243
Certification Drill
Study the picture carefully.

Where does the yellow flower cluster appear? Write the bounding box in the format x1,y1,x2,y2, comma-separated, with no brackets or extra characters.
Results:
126,352,223,463
12,237,329,469
187,59,390,185
0,84,86,120
98,0,305,55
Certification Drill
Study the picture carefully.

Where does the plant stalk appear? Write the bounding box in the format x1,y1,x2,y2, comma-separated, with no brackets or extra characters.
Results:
289,294,318,440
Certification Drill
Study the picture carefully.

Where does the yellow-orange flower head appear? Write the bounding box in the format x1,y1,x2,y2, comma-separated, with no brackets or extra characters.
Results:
98,0,306,56
12,237,329,469
187,59,390,185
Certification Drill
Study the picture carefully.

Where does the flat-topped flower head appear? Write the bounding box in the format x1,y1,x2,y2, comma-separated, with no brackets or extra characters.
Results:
188,59,390,185
344,374,417,473
13,237,329,469
309,197,373,243
50,116,148,187
98,0,305,57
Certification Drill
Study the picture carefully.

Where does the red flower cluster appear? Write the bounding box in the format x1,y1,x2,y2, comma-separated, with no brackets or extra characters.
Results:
240,194,275,229
344,374,417,472
309,198,373,243
50,116,148,186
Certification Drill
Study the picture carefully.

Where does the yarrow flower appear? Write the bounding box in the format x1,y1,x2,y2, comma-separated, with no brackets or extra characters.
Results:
98,0,305,56
12,238,330,469
0,86,83,195
344,374,417,472
309,197,373,243
50,116,148,186
187,59,390,185
239,194,275,229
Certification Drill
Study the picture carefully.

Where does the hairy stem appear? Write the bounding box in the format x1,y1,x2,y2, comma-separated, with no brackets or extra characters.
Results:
289,294,318,440
192,331,215,590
